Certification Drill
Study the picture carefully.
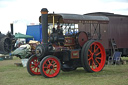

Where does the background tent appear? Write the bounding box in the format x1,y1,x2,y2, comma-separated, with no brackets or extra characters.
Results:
15,33,33,39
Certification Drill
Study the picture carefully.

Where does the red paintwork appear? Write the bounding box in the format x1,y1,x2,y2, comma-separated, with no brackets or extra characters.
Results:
87,42,106,72
64,37,75,46
29,57,41,75
77,32,88,47
42,57,60,77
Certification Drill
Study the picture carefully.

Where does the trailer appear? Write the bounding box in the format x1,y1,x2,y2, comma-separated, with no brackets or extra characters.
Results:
26,25,42,42
83,12,128,57
27,8,109,78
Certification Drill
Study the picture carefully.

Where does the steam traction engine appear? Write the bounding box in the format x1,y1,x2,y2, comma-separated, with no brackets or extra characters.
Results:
0,32,15,54
27,8,109,78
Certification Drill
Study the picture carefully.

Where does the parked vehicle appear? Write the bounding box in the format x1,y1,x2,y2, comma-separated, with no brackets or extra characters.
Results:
0,32,15,54
27,8,108,78
84,12,128,57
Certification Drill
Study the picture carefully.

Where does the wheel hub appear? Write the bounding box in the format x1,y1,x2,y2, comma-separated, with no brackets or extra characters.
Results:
50,65,53,69
93,53,97,59
34,63,38,67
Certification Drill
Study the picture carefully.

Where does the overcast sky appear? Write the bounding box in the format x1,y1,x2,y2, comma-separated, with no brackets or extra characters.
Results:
0,0,128,34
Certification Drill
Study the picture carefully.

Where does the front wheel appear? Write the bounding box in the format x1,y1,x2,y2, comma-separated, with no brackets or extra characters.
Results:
40,56,61,78
81,40,106,72
27,55,41,75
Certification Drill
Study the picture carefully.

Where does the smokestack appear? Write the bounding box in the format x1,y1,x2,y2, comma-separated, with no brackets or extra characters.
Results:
41,8,48,44
10,23,13,34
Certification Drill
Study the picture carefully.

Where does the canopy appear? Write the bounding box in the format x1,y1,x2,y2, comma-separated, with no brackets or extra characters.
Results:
47,13,109,24
15,33,33,39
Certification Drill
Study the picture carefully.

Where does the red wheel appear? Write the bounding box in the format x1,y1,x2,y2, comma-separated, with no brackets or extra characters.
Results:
40,56,61,78
27,55,41,75
81,40,106,72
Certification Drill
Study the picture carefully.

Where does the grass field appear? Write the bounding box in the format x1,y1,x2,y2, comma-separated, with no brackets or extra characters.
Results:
0,57,128,85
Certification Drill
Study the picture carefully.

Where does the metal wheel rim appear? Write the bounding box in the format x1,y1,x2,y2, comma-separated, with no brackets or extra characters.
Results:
87,42,106,72
29,57,41,75
42,57,60,77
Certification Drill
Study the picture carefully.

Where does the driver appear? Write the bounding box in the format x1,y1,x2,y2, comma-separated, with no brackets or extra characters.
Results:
56,23,63,35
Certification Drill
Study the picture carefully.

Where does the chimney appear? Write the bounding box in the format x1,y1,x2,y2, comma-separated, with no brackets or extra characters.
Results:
41,8,48,44
10,23,13,34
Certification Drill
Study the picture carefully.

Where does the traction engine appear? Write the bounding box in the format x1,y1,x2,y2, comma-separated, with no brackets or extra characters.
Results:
27,8,106,78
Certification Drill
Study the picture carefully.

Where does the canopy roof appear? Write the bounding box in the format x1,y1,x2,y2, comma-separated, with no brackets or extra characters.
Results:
47,13,109,24
15,33,33,39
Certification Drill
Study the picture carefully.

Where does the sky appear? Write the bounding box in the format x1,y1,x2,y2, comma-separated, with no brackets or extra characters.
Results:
0,0,128,34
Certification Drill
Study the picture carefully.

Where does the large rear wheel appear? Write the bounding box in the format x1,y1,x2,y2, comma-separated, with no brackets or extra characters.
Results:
0,37,11,54
81,40,106,72
27,55,41,75
40,56,61,78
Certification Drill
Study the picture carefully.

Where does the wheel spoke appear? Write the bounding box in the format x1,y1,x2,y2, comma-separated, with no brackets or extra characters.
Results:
51,60,54,64
33,60,36,64
43,67,48,69
53,65,57,68
35,59,37,63
5,43,8,46
33,67,36,71
44,67,49,71
88,49,92,54
90,45,92,51
37,68,39,72
94,47,99,53
95,58,100,65
88,53,91,57
53,68,56,71
48,60,51,64
31,66,35,69
93,44,96,53
48,69,52,74
96,57,101,60
51,70,54,74
93,60,97,69
95,52,101,56
44,62,48,66
88,56,92,61
53,62,56,66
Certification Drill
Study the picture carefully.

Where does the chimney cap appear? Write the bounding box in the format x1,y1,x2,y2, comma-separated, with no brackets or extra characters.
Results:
41,8,48,12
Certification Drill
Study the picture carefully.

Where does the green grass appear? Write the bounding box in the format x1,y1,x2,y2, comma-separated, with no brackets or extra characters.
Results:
0,57,128,85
